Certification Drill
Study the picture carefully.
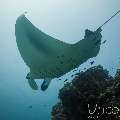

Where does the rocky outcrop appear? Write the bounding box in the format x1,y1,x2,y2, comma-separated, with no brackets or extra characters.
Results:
51,65,120,120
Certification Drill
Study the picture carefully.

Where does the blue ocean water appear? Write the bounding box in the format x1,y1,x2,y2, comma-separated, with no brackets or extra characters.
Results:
0,0,120,120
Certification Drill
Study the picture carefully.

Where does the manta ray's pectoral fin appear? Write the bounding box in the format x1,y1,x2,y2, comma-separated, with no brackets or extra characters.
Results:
26,73,38,90
41,78,52,91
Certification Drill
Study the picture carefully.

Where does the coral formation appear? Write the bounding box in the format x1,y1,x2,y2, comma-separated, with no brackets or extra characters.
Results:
51,65,120,120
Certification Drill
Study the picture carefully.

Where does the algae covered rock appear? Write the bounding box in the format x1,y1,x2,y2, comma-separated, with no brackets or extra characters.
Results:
51,65,120,120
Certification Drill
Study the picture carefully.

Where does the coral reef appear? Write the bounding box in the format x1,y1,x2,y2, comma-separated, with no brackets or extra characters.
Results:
51,65,120,120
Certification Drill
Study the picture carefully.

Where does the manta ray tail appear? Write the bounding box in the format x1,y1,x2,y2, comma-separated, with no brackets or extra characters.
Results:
41,78,52,91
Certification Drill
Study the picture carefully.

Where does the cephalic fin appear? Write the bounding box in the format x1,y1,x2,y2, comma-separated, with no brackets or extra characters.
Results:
28,78,38,90
41,78,52,91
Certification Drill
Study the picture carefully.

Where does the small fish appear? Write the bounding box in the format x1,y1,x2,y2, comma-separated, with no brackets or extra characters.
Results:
71,75,74,77
102,40,107,44
73,69,77,72
90,61,95,65
75,73,79,76
84,68,86,70
64,79,68,82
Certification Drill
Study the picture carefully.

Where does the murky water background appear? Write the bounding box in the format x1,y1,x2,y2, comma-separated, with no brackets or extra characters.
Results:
0,0,120,120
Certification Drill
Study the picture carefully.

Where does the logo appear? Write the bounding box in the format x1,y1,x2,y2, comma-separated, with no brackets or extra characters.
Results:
88,104,120,119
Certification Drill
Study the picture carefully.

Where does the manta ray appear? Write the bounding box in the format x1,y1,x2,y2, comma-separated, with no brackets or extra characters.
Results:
15,14,102,91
